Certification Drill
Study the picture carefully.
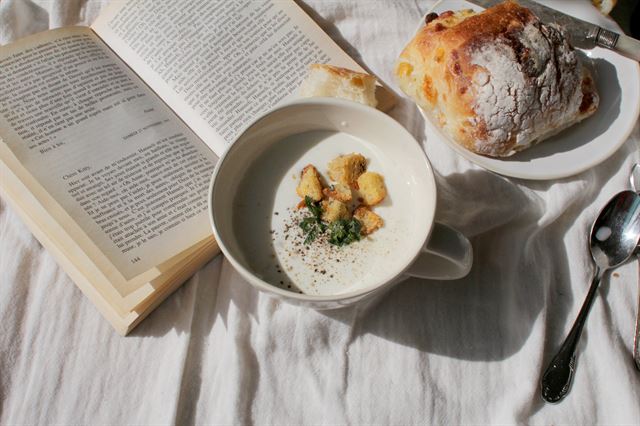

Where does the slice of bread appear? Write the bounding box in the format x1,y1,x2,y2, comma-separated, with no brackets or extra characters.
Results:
592,0,616,15
299,64,378,108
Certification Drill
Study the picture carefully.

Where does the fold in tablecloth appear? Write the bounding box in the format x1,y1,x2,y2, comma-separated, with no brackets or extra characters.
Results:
1,0,639,424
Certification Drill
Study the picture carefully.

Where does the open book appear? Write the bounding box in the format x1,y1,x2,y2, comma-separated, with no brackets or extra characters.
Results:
0,0,391,335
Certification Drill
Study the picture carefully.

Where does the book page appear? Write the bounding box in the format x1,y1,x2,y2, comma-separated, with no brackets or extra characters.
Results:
0,27,217,285
92,0,370,156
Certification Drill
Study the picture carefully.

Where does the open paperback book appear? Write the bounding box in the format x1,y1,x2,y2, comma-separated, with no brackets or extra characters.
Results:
0,0,393,335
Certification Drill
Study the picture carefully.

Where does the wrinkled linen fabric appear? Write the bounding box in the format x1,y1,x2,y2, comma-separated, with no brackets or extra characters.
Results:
1,0,639,424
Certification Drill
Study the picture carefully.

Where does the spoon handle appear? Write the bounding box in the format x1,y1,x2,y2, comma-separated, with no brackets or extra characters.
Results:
541,266,604,403
634,257,640,370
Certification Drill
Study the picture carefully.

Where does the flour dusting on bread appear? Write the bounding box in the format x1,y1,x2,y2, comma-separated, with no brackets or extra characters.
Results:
395,1,598,157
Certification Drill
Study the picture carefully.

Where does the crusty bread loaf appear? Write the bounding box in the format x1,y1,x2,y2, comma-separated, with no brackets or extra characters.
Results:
299,64,378,108
395,1,599,157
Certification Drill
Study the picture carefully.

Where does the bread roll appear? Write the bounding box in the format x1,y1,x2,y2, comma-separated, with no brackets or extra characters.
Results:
395,1,598,157
299,64,378,108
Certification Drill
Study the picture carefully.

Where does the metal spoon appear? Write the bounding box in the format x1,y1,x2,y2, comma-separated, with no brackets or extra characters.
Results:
629,163,640,371
541,190,640,403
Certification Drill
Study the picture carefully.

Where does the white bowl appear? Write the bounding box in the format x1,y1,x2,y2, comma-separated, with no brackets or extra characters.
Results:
209,98,471,309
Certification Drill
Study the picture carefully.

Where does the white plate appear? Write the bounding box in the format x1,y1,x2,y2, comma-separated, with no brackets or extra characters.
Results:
416,0,640,180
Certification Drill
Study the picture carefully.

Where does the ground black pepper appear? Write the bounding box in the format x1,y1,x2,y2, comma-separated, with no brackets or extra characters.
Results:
267,207,367,295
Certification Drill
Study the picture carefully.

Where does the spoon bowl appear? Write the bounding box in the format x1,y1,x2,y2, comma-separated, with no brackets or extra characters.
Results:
541,190,640,403
590,191,640,269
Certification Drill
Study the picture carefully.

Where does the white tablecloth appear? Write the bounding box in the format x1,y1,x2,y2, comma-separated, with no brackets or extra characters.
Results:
2,0,639,424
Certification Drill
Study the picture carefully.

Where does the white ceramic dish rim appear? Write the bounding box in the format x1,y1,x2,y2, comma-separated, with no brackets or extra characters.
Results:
415,0,640,180
208,97,437,302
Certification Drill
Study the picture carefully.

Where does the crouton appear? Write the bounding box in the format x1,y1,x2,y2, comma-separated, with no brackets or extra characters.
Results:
323,182,352,202
356,172,386,205
327,153,366,187
321,199,351,223
353,206,383,235
296,164,323,201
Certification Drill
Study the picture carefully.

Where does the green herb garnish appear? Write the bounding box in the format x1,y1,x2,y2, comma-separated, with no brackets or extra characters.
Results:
328,218,362,246
299,196,362,246
305,195,323,219
300,215,325,244
299,196,326,244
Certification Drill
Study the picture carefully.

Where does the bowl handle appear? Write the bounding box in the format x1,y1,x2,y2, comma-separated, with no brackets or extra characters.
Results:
404,222,473,280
